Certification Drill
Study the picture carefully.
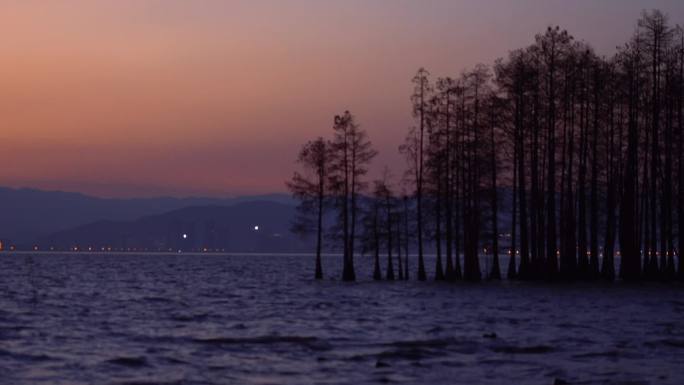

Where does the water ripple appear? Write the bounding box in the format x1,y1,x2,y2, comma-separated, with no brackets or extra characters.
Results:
0,253,683,385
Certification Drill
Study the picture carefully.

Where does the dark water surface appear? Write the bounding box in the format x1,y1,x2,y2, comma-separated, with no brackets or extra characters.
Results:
0,253,683,385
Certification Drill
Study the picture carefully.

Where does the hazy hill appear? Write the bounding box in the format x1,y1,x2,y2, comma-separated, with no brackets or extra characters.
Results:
37,201,311,253
0,186,292,244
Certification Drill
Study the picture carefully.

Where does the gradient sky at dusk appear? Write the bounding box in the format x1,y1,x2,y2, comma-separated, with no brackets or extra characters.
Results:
2,0,684,198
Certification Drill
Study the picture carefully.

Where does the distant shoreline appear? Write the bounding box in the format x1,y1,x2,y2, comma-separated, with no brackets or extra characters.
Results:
0,251,467,258
0,250,339,257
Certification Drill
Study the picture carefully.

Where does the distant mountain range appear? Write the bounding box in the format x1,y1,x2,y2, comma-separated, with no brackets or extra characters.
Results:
37,201,311,253
0,186,294,247
0,185,517,253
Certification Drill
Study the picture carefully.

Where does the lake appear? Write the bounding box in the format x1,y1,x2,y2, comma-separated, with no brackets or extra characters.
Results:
0,253,683,385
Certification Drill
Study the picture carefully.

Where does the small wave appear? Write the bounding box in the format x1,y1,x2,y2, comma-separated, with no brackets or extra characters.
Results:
375,347,435,361
192,335,330,350
479,358,537,366
169,312,209,322
556,322,593,330
388,337,479,354
113,381,184,385
386,338,457,349
141,296,174,303
0,348,52,362
0,325,32,334
164,356,188,365
649,339,684,348
346,338,480,362
426,326,444,334
106,356,149,367
572,350,622,358
665,340,684,348
124,334,186,345
490,345,555,354
194,335,314,344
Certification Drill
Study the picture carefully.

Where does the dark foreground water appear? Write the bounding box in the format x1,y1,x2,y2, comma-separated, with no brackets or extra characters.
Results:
0,253,683,385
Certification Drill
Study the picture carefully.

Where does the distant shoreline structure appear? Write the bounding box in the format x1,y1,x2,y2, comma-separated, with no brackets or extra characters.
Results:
0,250,338,257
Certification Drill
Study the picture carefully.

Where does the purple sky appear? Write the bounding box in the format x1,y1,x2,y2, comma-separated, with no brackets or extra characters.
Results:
1,0,683,197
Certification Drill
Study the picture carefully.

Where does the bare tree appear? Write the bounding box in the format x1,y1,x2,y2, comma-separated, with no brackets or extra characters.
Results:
286,138,329,279
329,111,377,281
410,68,432,281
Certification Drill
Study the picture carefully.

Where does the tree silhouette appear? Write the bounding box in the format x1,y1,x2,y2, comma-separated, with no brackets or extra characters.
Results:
287,138,329,279
409,68,432,281
361,192,382,281
329,111,377,282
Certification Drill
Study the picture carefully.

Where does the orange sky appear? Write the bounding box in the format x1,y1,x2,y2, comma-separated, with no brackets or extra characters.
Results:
1,0,683,197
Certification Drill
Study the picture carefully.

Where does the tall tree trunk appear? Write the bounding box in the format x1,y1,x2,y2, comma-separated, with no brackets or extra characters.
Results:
650,29,661,280
546,46,558,279
373,204,381,280
561,73,577,280
577,71,589,279
642,128,653,277
517,93,531,279
341,128,352,281
464,88,482,282
403,196,410,280
490,108,501,280
508,143,518,279
348,146,358,282
445,94,455,280
530,87,540,278
602,80,618,281
619,52,641,281
589,65,600,279
417,84,427,282
454,181,463,280
386,197,395,280
435,168,445,280
664,63,675,280
678,36,684,281
315,169,324,280
396,216,404,280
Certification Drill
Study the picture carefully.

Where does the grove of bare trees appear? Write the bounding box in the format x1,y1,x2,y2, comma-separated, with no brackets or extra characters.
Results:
290,10,684,283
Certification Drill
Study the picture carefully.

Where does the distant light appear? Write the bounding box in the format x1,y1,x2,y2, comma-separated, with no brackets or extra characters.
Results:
254,225,259,231
182,233,188,239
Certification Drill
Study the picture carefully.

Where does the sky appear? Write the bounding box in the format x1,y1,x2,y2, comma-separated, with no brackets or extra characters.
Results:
1,0,684,198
